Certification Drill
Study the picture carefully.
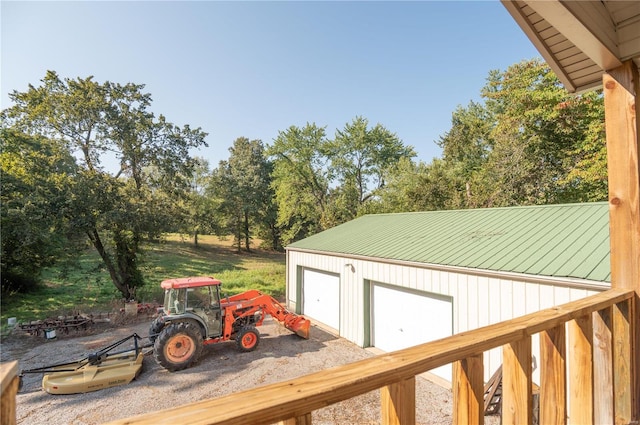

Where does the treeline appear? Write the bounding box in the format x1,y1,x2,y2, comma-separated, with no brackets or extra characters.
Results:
0,59,606,298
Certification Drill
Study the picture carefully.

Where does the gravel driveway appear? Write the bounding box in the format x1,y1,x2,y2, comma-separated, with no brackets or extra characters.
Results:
4,316,494,425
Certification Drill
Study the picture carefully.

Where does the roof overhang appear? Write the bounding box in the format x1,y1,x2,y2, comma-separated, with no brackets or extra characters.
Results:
501,0,640,93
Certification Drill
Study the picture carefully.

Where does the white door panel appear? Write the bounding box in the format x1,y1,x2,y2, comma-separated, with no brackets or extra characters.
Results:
303,269,339,331
372,284,452,381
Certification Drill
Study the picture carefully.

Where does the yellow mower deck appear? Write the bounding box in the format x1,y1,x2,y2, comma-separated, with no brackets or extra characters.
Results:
42,351,144,395
21,334,149,395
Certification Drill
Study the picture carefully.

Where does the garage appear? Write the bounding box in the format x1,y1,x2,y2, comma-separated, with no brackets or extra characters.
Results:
286,202,612,384
302,269,340,331
371,283,452,380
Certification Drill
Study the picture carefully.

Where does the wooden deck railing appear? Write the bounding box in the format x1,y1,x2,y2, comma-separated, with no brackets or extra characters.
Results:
100,287,635,425
1,361,19,425
1,288,635,425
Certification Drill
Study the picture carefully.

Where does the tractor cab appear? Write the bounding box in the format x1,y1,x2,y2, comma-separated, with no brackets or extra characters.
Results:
162,282,220,314
158,277,223,337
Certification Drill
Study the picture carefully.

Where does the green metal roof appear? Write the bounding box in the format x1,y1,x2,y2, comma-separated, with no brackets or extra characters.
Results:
287,202,611,282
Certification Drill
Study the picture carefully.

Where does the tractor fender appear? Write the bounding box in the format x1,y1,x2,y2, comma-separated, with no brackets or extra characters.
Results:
148,316,166,343
155,313,207,340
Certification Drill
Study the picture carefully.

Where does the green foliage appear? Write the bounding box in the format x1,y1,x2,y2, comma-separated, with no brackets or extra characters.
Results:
1,71,208,299
178,157,221,245
439,102,494,168
477,58,607,206
0,128,82,293
209,138,274,252
268,124,331,244
367,59,607,213
0,235,285,324
557,93,608,201
363,158,460,214
328,116,416,213
268,119,415,243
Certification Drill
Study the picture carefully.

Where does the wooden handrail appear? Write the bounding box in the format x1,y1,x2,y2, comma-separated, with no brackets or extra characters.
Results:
105,287,634,425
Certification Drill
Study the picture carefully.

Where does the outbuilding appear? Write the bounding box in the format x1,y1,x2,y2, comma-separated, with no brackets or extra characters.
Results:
285,202,610,385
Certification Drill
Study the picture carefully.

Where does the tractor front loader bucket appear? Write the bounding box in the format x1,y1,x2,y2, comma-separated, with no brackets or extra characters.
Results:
283,315,311,339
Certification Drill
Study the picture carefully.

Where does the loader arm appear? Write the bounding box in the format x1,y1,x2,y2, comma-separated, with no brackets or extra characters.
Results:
221,291,311,339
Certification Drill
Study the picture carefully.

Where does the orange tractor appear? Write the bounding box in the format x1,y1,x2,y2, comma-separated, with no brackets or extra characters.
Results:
149,276,311,371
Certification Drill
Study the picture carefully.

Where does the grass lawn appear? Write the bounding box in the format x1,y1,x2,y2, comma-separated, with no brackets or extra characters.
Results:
0,234,286,328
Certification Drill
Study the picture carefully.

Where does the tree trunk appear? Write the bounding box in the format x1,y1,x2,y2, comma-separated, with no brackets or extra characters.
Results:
244,211,251,252
270,223,281,251
86,229,131,299
113,230,141,301
235,217,242,252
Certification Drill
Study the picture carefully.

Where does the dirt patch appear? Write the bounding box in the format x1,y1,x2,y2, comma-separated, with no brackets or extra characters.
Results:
4,317,500,425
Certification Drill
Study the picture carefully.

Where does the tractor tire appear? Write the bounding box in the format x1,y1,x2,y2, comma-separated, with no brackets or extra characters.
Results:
154,321,203,372
148,316,164,344
236,326,260,352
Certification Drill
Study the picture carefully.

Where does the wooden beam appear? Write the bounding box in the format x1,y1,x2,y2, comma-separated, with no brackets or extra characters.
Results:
593,308,614,424
539,325,566,425
381,377,415,425
568,315,594,424
605,61,640,293
502,338,532,425
604,60,640,421
453,354,484,425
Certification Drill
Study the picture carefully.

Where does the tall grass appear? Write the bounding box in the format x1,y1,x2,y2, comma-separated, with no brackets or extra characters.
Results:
0,234,286,326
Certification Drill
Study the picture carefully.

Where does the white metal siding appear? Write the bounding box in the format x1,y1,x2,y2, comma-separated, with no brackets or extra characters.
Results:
287,250,607,383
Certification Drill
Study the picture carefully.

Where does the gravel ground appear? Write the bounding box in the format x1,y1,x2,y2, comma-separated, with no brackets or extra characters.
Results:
3,316,500,425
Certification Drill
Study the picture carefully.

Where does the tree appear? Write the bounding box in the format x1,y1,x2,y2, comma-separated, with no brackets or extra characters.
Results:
210,138,273,252
477,58,606,206
268,124,331,244
328,116,416,218
362,157,459,214
437,102,494,208
179,157,220,247
252,159,282,251
429,59,608,210
0,129,80,293
556,94,607,201
2,71,207,299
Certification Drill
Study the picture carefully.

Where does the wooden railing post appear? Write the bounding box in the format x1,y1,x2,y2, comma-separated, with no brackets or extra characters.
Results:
613,299,632,424
381,377,415,425
593,307,614,424
568,315,594,424
502,338,532,425
278,414,312,425
453,354,484,425
540,325,566,425
0,361,19,425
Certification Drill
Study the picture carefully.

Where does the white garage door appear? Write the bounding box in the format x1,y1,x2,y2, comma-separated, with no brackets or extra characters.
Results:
372,284,453,381
303,269,340,331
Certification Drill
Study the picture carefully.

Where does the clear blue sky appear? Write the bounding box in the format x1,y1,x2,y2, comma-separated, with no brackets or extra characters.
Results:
2,1,540,168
